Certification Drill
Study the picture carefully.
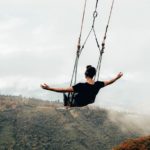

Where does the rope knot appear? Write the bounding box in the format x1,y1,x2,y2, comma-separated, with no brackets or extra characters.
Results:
102,42,105,48
101,49,104,55
101,43,105,54
77,49,80,57
77,44,81,51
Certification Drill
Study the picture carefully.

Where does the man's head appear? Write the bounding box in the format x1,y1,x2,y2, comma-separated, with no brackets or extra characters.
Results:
85,65,96,79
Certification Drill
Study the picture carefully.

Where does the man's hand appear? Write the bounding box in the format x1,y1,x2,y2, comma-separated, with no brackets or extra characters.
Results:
40,83,50,90
116,72,123,79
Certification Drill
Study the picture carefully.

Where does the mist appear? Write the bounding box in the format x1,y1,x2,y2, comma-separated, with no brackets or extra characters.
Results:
108,110,150,135
0,0,150,115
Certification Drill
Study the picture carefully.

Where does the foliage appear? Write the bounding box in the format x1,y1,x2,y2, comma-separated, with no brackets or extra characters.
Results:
113,136,150,150
0,95,140,150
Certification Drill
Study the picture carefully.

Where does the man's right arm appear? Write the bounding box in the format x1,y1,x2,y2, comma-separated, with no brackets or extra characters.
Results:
41,83,74,93
104,72,123,86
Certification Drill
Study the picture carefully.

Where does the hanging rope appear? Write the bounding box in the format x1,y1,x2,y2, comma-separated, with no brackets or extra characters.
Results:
78,0,88,49
78,0,100,56
70,0,88,86
95,0,115,80
70,0,115,86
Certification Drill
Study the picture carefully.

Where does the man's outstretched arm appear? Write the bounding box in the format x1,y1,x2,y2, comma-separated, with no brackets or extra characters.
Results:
40,83,74,93
104,72,123,86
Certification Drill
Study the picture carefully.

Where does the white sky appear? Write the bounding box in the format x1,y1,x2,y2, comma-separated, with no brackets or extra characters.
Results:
0,0,150,114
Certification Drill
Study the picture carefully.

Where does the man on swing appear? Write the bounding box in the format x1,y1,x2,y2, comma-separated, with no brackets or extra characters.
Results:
41,65,123,107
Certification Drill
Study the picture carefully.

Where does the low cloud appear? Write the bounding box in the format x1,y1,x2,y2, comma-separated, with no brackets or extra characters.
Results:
108,110,150,135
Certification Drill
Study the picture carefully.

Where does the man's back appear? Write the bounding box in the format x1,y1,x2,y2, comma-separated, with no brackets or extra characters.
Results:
72,81,104,106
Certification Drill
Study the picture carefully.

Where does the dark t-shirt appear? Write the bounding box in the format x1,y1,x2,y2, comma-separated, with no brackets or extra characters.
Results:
72,81,105,106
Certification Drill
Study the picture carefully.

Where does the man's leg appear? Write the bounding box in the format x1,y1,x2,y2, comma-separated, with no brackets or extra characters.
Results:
63,93,70,106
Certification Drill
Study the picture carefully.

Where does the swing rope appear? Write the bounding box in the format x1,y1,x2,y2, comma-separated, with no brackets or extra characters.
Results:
70,0,115,86
70,0,88,86
96,0,115,80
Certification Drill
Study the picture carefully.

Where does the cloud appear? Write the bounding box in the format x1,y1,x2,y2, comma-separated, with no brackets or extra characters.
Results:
108,110,150,135
0,0,150,114
0,76,62,101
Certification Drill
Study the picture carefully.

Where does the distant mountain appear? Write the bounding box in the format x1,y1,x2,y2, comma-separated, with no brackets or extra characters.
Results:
113,136,150,150
0,83,63,101
0,95,148,150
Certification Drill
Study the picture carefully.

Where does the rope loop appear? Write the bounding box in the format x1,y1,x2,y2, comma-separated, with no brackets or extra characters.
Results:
93,11,98,18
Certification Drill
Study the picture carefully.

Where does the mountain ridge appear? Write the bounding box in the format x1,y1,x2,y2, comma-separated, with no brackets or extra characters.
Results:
0,95,148,150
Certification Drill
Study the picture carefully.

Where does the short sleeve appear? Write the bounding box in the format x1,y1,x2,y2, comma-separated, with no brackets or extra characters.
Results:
97,81,105,88
72,83,82,93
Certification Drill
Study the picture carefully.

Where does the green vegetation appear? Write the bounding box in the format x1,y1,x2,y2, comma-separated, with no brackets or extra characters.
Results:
0,95,141,150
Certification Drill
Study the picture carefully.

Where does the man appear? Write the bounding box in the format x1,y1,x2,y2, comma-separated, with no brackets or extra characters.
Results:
41,65,123,107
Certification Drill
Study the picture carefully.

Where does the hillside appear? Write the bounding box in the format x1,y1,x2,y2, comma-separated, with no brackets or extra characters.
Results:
113,136,150,150
0,95,146,150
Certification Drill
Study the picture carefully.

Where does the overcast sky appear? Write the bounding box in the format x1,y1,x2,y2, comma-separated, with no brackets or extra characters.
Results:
0,0,150,114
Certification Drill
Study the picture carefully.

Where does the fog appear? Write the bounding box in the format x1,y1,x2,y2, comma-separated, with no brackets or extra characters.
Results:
0,0,150,114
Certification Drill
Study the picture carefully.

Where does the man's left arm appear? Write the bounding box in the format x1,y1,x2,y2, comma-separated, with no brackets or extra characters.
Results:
104,72,123,86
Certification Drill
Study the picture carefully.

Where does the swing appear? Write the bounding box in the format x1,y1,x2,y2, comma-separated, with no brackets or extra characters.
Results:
64,0,116,107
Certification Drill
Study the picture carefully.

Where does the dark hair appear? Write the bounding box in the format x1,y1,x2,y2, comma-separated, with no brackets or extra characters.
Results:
85,65,96,78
